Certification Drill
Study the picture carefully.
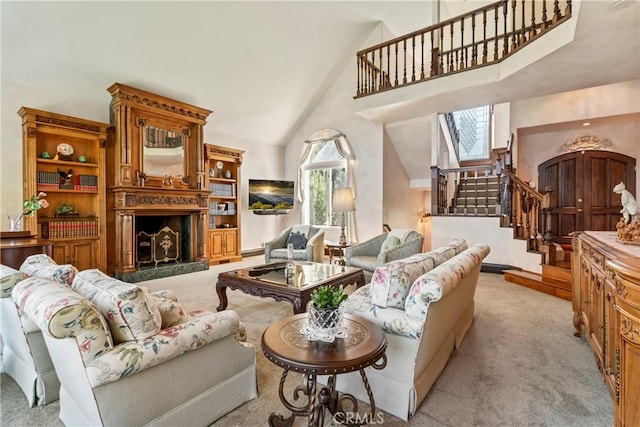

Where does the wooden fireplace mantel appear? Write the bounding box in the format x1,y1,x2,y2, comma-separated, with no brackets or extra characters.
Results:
106,84,213,277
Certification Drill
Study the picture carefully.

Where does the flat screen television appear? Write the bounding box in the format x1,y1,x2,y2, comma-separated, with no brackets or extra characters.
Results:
248,179,295,212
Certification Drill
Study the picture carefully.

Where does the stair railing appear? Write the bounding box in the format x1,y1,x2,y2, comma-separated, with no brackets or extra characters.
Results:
432,163,555,256
356,0,572,98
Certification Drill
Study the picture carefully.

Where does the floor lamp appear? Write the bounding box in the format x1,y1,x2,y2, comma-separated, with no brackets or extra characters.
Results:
332,187,355,246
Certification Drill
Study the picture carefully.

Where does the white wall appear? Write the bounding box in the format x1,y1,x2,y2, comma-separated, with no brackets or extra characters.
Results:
205,130,284,251
282,24,387,244
382,129,424,235
511,80,640,186
431,216,542,273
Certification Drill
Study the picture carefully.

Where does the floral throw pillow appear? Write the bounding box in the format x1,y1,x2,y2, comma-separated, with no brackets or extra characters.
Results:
72,269,162,343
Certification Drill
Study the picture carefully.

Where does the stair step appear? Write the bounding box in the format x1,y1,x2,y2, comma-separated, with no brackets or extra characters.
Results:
504,270,572,301
457,190,499,196
542,264,572,282
450,206,498,215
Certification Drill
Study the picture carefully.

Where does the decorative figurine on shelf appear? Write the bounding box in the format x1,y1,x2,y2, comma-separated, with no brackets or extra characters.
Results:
225,170,232,179
41,151,51,159
614,182,640,244
78,155,87,163
57,168,74,190
55,143,74,161
163,174,174,187
614,182,639,224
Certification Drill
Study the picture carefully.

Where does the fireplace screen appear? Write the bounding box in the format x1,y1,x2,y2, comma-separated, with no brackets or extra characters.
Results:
136,226,180,267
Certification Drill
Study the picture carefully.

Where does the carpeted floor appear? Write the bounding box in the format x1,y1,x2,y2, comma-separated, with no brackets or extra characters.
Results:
0,257,613,426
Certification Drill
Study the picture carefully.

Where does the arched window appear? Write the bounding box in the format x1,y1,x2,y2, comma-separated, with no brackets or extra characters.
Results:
298,129,356,238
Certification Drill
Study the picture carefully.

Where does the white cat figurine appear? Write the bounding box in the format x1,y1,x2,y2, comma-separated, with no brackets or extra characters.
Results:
613,182,639,223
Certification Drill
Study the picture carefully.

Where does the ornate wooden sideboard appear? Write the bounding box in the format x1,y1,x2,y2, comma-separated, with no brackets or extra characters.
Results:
571,231,640,426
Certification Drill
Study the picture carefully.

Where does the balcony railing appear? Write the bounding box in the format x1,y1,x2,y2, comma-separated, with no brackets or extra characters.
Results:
355,0,572,98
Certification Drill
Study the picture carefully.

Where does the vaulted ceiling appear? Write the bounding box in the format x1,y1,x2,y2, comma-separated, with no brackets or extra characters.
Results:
2,0,638,180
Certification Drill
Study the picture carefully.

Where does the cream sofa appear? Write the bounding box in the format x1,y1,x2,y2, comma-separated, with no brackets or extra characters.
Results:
336,240,490,421
4,255,257,425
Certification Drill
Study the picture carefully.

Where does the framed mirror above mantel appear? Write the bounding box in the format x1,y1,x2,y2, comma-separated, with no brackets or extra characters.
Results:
105,83,213,278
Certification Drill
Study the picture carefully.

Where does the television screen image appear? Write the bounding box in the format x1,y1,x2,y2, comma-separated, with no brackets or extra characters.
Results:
248,179,295,212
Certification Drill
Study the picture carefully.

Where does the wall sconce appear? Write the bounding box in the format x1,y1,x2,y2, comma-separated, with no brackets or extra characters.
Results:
419,212,432,223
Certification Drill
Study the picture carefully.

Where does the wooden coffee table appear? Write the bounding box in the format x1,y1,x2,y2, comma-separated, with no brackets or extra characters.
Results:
216,261,365,314
261,313,387,426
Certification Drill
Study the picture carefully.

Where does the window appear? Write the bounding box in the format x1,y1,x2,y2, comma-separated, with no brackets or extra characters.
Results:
452,105,491,161
299,129,353,227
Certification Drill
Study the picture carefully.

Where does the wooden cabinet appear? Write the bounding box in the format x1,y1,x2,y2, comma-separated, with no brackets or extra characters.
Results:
51,239,98,271
205,144,243,264
572,231,640,426
19,107,108,272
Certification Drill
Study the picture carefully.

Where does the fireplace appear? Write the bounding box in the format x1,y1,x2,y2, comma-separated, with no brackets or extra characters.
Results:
105,83,213,282
136,216,190,267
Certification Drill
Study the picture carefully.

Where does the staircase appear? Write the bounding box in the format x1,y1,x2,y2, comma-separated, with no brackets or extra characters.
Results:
448,164,572,301
450,175,500,216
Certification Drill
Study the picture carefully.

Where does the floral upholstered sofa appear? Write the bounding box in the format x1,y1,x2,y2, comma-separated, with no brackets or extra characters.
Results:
3,255,257,425
334,239,490,421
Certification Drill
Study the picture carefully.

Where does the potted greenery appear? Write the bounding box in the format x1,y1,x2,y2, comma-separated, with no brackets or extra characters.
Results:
307,285,348,340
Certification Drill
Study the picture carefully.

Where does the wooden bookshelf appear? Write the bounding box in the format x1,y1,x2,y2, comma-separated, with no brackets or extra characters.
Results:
19,107,108,271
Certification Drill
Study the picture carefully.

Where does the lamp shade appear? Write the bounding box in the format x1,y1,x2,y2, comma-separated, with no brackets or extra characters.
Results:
332,188,355,212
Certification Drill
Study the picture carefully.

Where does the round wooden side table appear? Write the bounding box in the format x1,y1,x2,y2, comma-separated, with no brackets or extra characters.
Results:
261,313,387,426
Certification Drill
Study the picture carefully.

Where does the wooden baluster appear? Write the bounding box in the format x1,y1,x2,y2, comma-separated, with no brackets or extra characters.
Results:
410,36,416,82
530,0,537,39
503,1,509,56
356,55,361,96
440,25,445,73
511,0,517,51
542,0,549,29
463,171,469,215
403,39,408,84
473,172,479,215
459,18,465,69
450,22,455,71
520,0,527,45
386,46,391,88
378,48,383,90
422,32,426,79
482,10,488,64
471,14,477,66
553,0,561,23
394,42,399,87
485,170,490,214
565,0,572,16
494,5,500,60
442,173,448,214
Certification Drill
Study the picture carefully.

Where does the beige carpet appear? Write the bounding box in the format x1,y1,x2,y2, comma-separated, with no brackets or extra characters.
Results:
1,257,613,426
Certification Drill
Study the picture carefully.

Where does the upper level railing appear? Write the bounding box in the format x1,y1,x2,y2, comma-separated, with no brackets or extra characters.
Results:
355,0,572,98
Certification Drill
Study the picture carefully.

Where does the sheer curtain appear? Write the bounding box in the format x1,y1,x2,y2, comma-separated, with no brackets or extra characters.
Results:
298,129,357,243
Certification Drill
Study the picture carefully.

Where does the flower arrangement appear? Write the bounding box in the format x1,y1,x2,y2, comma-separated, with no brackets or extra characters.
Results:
7,192,48,231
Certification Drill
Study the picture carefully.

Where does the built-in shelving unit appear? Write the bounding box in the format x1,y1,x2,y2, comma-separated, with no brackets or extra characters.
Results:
205,144,244,265
19,107,108,271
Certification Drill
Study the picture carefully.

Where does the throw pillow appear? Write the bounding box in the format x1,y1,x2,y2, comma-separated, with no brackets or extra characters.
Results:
380,235,401,253
370,255,435,309
286,231,307,249
0,264,27,298
19,254,78,286
71,269,162,343
153,294,188,329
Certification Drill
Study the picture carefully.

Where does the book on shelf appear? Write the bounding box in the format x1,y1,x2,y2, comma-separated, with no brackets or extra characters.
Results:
41,218,98,239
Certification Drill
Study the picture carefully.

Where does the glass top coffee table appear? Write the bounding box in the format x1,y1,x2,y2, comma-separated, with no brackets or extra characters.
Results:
216,261,365,314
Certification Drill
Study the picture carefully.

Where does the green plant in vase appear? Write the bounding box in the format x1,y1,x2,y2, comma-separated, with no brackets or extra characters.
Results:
310,285,348,309
307,285,348,341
